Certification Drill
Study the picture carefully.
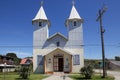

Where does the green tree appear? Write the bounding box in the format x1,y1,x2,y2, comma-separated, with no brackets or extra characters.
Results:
6,53,21,65
19,66,30,79
6,53,17,58
115,56,120,61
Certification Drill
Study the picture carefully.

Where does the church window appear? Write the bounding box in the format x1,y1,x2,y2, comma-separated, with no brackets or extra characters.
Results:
39,22,42,27
56,42,60,47
73,21,77,26
37,55,44,65
73,55,80,65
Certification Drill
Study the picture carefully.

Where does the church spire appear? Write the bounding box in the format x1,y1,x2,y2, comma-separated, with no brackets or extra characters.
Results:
65,0,83,26
32,1,50,26
32,1,48,21
69,1,81,19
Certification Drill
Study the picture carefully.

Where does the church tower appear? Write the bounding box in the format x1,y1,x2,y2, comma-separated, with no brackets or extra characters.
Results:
65,2,83,48
32,3,50,48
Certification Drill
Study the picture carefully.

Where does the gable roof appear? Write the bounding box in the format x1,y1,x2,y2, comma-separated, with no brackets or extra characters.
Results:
45,47,72,56
47,32,68,41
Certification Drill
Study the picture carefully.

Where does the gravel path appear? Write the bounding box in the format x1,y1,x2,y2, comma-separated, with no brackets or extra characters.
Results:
42,72,73,80
42,75,73,80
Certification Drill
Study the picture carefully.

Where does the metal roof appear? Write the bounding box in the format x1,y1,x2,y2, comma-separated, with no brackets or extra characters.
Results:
32,5,48,21
69,5,81,19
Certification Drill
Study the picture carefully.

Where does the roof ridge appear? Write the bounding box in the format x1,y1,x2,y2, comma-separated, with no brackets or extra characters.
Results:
47,32,68,40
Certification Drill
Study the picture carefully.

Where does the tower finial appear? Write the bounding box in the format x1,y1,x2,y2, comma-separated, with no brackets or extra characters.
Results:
72,0,75,6
41,0,43,6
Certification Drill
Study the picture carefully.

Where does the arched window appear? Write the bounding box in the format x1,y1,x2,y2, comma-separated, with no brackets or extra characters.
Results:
39,22,42,27
56,42,60,47
73,21,77,26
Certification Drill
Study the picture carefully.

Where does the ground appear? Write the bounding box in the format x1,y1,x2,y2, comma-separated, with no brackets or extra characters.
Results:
0,70,119,80
94,69,120,80
0,72,47,80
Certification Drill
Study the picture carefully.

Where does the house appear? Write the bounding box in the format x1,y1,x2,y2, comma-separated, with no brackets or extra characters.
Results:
32,2,84,74
0,55,15,72
20,58,33,66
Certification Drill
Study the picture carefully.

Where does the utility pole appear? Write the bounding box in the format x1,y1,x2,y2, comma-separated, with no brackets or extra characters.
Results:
96,6,107,78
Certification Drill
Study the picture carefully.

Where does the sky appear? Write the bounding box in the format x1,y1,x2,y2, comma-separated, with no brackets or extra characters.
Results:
0,0,120,59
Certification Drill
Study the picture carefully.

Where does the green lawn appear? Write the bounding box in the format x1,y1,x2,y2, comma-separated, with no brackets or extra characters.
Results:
0,72,47,80
69,74,115,80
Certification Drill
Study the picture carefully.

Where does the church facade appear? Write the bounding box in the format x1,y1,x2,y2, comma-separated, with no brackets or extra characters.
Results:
32,3,84,74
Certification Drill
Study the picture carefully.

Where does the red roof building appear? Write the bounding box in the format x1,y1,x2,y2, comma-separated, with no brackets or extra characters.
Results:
20,58,33,65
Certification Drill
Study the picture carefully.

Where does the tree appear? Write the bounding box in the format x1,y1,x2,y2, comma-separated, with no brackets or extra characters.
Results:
6,53,17,58
6,53,21,65
19,66,30,79
115,56,120,61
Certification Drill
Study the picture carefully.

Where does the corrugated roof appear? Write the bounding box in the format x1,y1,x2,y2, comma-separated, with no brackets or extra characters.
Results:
20,58,33,65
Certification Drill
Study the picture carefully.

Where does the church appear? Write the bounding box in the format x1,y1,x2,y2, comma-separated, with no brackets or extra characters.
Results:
32,2,84,74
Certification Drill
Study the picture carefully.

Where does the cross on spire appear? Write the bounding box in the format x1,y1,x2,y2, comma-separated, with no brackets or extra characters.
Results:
72,0,75,6
40,0,43,6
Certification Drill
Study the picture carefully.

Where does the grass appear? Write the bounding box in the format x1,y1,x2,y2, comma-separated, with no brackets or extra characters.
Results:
0,72,47,80
69,74,115,80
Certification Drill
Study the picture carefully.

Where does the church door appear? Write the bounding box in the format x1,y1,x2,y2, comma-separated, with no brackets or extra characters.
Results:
58,58,63,71
53,54,64,72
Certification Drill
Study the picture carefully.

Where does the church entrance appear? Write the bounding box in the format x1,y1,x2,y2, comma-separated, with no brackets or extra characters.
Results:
53,54,64,72
58,58,63,71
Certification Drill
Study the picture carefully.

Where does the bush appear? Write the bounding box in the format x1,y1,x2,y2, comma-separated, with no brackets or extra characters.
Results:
19,66,30,79
80,65,94,79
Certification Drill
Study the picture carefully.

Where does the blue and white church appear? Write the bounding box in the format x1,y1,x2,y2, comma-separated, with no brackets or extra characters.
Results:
32,2,84,74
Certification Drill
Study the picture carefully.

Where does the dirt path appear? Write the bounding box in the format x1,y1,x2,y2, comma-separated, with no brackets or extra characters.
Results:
94,69,120,80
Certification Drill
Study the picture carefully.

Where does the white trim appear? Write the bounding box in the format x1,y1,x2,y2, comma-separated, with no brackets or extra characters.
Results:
44,47,72,56
47,32,68,40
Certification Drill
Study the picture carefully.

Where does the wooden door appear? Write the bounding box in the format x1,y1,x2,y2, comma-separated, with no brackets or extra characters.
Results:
58,58,63,71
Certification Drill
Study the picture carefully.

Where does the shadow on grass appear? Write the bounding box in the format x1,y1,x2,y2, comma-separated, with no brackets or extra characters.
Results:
69,75,114,80
15,78,30,80
69,75,92,80
71,77,91,80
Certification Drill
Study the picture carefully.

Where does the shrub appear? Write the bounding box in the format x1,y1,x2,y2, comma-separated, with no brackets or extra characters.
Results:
19,66,30,79
80,65,94,79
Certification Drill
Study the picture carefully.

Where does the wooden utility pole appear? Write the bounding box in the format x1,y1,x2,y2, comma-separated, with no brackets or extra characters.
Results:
96,6,107,78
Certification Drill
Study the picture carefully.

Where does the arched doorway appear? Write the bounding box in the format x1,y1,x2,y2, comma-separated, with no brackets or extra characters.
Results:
53,54,64,72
